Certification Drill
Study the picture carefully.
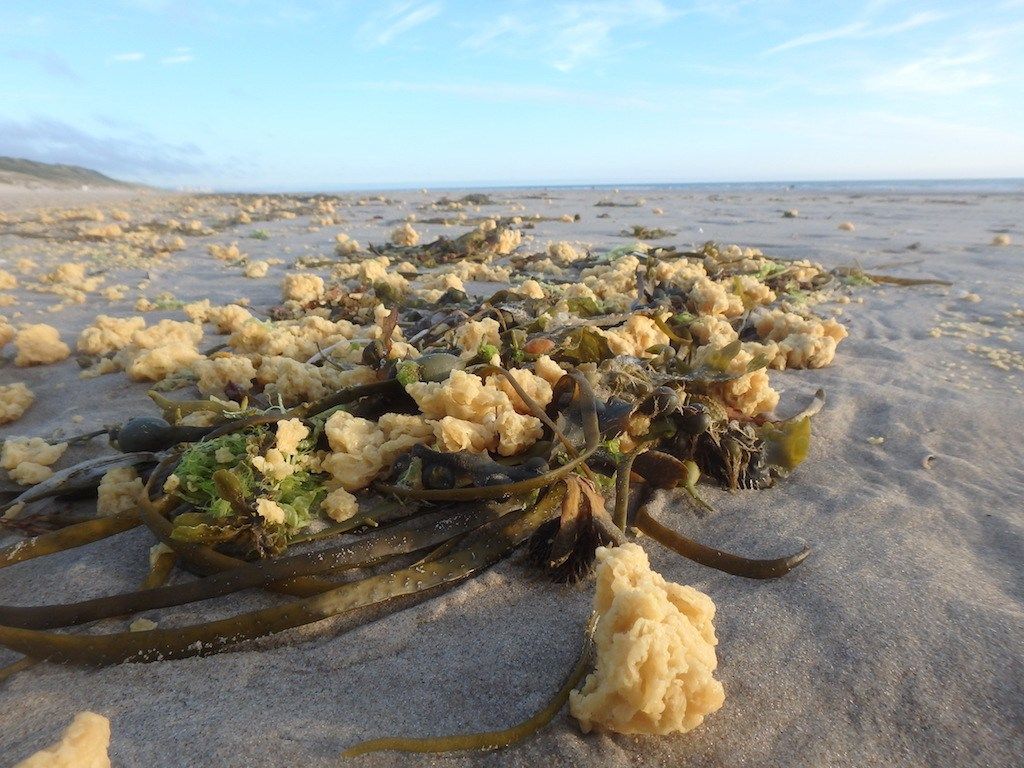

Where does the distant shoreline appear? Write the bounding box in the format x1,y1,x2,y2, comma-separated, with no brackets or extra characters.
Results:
4,177,1023,199
187,177,1024,196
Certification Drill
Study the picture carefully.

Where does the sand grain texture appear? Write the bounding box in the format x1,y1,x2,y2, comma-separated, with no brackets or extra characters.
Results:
1,185,1022,767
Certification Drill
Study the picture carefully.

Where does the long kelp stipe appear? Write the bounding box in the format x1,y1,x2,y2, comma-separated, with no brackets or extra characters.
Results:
343,613,598,757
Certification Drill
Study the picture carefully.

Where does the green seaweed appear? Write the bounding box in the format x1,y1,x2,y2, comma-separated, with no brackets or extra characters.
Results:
760,416,812,472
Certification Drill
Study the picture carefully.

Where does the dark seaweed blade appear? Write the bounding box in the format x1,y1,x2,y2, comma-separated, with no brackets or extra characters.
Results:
0,544,180,687
0,512,141,570
342,613,598,757
547,373,620,452
1,453,157,513
635,507,809,579
0,504,508,630
0,489,565,665
630,450,688,489
376,446,598,502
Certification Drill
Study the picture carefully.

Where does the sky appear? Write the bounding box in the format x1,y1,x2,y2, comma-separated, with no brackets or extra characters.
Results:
1,0,1023,190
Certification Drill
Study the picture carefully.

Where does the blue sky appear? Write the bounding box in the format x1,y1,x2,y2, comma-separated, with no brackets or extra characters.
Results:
2,0,1023,189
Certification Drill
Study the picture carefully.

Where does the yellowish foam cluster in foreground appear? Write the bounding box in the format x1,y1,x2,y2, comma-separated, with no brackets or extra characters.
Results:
13,711,111,768
570,543,725,735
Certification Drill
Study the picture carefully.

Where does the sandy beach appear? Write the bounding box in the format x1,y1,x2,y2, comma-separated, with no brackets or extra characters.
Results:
1,184,1022,767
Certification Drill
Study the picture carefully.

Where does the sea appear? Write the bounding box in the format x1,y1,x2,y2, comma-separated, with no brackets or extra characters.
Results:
312,178,1024,196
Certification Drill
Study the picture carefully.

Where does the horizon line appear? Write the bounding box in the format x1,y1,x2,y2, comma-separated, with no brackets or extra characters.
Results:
168,176,1024,195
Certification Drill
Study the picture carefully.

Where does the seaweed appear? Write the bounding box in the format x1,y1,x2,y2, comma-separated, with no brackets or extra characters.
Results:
344,613,598,757
621,225,675,240
554,327,614,364
0,219,937,753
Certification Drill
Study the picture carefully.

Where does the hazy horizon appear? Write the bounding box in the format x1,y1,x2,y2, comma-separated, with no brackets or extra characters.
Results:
3,1,1023,189
178,177,1024,195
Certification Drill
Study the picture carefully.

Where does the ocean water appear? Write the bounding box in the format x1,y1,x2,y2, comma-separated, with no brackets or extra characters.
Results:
312,177,1024,196
505,178,1024,195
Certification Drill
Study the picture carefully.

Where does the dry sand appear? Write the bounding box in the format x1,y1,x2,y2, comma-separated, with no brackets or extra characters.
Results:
1,184,1022,767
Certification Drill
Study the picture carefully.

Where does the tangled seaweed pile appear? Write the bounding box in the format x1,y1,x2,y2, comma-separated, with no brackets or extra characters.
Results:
1,224,948,759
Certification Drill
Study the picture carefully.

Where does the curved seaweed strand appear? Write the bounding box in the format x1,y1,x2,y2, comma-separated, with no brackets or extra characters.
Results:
343,613,597,757
568,371,601,449
298,379,403,419
0,505,506,630
0,543,180,686
635,507,809,579
0,656,35,685
375,446,598,502
0,512,141,570
612,448,641,531
0,490,564,666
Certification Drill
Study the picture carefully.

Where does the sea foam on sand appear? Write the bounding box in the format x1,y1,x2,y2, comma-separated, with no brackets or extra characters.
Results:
1,184,1021,767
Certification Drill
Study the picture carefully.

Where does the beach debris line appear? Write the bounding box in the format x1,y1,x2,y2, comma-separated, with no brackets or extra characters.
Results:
0,227,952,752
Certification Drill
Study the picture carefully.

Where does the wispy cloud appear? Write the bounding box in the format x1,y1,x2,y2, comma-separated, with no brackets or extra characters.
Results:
863,110,1023,143
110,51,145,62
864,51,996,94
461,14,528,51
357,2,442,47
549,0,678,71
5,49,81,82
765,21,867,54
870,11,948,37
119,0,173,10
359,80,658,110
160,46,193,65
116,0,328,26
765,11,948,54
461,0,677,71
0,116,203,178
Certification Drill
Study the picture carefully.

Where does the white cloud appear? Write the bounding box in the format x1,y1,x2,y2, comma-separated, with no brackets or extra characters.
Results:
863,111,1021,142
553,0,678,71
161,48,193,65
360,80,658,110
764,21,867,54
358,2,442,47
864,52,996,94
552,18,619,72
870,11,949,37
461,14,528,51
765,11,949,54
111,52,145,62
461,0,677,71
